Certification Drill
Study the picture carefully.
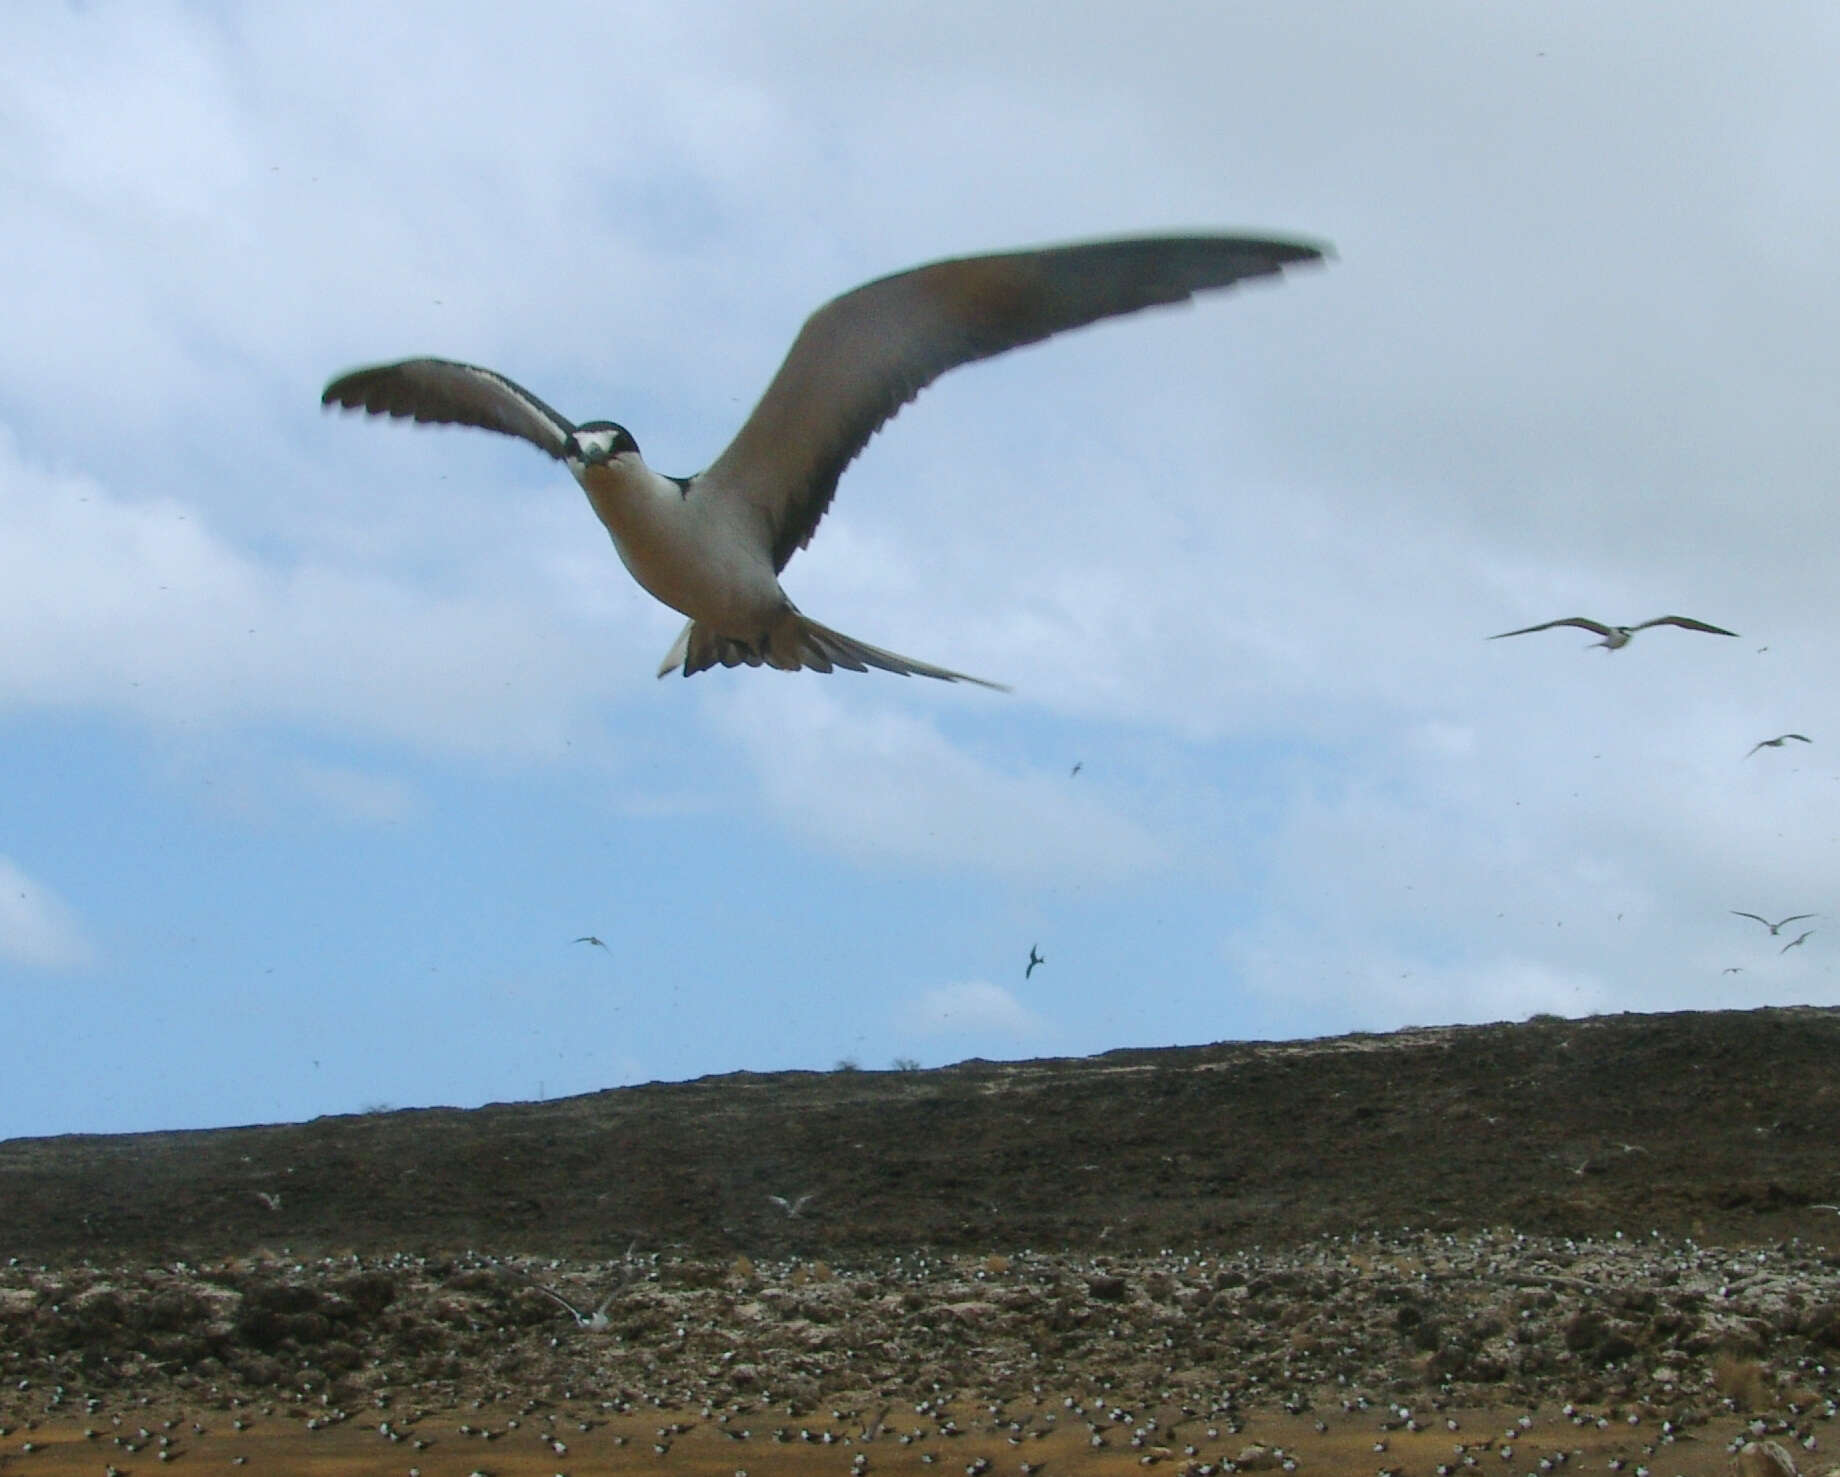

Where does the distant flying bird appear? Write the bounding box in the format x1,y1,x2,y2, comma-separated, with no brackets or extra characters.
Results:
1721,966,1744,975
1026,945,1045,979
1070,761,1083,777
1488,615,1738,649
528,1282,617,1330
1781,929,1816,954
1731,911,1816,935
323,233,1328,688
767,1193,815,1219
574,935,609,951
1745,733,1812,758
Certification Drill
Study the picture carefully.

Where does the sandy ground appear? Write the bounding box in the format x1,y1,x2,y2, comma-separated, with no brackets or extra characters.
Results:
3,1398,1817,1477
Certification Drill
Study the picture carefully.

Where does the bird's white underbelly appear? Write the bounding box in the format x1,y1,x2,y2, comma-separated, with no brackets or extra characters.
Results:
577,470,783,632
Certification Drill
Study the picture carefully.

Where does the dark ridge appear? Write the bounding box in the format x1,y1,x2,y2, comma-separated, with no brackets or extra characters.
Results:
3,1006,1837,1261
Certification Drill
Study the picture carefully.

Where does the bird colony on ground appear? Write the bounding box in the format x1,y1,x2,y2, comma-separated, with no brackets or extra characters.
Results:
2,1233,1836,1468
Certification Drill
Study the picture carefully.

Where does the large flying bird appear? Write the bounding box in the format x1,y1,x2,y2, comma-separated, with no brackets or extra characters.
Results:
324,233,1328,687
1488,615,1738,650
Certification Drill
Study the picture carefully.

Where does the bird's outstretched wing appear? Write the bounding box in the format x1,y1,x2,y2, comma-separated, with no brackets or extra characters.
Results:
1730,911,1771,926
701,234,1331,572
529,1283,588,1321
1776,913,1817,928
1488,617,1614,640
1632,616,1739,636
322,358,578,460
1752,734,1815,753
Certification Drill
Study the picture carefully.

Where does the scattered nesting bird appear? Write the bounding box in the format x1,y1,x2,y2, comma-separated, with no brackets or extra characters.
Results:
1745,733,1812,758
766,1193,815,1219
323,232,1327,687
1780,929,1816,954
1487,615,1739,649
1026,945,1045,980
1731,911,1816,936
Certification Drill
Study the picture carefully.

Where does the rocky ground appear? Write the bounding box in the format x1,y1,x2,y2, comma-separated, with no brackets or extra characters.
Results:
1,1007,1838,1474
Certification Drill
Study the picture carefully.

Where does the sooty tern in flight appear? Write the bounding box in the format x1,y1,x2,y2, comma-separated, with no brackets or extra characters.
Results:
1745,733,1811,758
1488,615,1739,649
1025,944,1045,979
323,234,1328,688
1730,911,1816,935
1781,929,1816,954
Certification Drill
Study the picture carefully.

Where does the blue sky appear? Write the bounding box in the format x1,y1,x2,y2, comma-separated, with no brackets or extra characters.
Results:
5,2,1839,1139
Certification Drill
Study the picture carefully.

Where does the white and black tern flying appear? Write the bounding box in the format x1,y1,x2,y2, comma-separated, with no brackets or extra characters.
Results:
323,234,1328,687
528,1282,617,1330
1731,911,1816,935
1026,944,1045,980
1745,733,1812,758
1488,615,1739,650
1781,929,1816,954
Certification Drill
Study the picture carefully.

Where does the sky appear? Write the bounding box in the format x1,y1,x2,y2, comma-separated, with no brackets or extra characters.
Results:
4,2,1839,1141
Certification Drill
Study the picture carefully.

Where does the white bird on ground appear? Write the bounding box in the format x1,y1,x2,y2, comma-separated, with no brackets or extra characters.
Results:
323,233,1328,688
1730,911,1816,935
1745,733,1811,758
1487,615,1738,649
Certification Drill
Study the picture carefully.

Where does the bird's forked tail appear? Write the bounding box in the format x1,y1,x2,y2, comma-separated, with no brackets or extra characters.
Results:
657,611,1008,690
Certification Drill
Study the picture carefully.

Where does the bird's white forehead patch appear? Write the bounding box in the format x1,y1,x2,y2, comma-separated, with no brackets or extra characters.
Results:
571,427,624,459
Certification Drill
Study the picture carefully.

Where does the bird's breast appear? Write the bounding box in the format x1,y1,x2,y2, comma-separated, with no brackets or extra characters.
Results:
574,463,783,629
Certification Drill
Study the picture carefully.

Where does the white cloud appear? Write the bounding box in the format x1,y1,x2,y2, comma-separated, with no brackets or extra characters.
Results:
0,429,643,761
714,680,1166,881
0,857,94,970
894,980,1045,1040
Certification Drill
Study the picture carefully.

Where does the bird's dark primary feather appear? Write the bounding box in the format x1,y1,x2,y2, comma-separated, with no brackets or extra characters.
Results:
1638,616,1739,636
321,358,579,461
704,234,1330,573
1489,617,1610,639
